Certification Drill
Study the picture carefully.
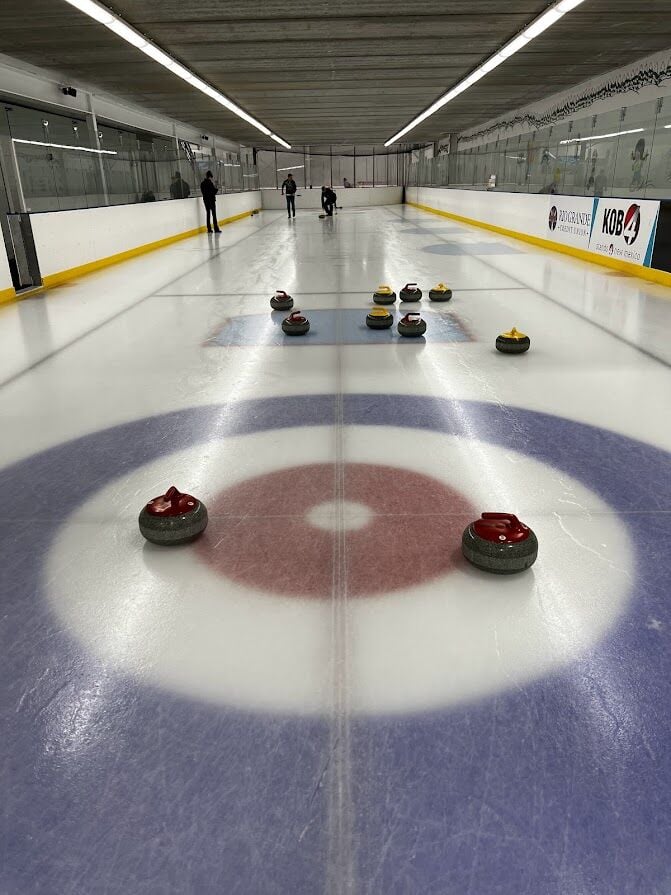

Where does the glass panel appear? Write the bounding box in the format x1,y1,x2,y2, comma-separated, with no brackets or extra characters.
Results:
647,97,671,198
610,99,658,197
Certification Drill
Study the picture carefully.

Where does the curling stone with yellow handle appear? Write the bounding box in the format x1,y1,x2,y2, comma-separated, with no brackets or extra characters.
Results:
429,282,453,302
366,306,394,329
372,284,396,304
496,326,530,354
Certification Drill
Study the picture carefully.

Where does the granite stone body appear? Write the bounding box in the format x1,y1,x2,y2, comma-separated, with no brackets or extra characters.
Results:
373,290,396,304
270,292,294,311
400,285,422,302
139,501,208,546
462,523,538,573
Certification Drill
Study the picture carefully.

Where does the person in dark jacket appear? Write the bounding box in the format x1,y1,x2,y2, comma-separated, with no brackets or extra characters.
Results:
321,185,337,216
200,171,220,233
281,172,297,218
170,171,190,199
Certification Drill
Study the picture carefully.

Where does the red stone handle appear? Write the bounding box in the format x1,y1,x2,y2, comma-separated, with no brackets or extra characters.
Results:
165,485,183,508
480,513,527,533
403,283,418,290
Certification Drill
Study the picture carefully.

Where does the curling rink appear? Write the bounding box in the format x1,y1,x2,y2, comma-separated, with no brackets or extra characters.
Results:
2,204,671,894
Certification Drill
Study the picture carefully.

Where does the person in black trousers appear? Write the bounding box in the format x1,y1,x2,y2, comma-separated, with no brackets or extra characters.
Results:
281,172,297,219
321,185,337,216
200,170,221,233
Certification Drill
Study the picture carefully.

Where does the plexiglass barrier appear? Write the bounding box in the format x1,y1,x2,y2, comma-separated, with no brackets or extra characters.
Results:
408,95,671,200
1,101,259,212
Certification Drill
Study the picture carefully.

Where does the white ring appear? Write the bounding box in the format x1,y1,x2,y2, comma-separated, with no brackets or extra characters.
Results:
46,425,633,715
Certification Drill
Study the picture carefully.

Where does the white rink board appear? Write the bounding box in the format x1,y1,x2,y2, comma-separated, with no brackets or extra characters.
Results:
30,191,261,279
0,251,13,295
408,187,659,267
262,186,402,210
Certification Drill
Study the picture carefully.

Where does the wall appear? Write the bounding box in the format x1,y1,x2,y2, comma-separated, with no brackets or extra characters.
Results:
30,191,261,283
458,47,671,150
418,49,671,202
406,187,663,278
0,250,13,302
261,186,402,210
0,52,240,153
406,187,547,237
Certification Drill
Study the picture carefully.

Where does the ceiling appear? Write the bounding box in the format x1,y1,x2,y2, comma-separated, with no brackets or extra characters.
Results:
1,0,671,148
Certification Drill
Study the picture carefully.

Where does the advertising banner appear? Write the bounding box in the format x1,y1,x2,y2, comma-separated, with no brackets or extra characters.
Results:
545,196,595,249
589,198,660,267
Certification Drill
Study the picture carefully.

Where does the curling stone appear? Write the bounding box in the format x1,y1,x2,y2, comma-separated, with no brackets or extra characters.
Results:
496,327,530,354
397,312,426,337
462,512,538,574
429,282,453,302
282,310,310,336
270,290,293,311
400,282,422,302
366,306,394,329
139,485,208,546
372,285,396,304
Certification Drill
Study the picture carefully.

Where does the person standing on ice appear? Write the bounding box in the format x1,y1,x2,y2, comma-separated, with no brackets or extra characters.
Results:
200,170,221,233
281,172,297,219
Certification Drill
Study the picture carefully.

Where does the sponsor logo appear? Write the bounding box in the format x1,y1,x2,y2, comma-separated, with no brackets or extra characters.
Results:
602,203,641,245
548,205,557,231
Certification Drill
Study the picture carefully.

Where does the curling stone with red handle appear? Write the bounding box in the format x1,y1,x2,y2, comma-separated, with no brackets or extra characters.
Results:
400,282,422,301
270,290,294,311
282,310,310,335
462,512,538,573
139,485,208,546
397,311,426,337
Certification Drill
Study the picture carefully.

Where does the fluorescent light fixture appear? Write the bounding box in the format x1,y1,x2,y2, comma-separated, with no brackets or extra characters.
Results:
498,35,530,58
107,19,147,48
557,0,586,10
524,8,562,39
62,0,113,24
60,0,290,146
140,44,175,68
223,163,241,167
277,164,305,171
665,124,671,129
384,0,587,146
13,138,117,155
560,127,644,145
270,133,292,149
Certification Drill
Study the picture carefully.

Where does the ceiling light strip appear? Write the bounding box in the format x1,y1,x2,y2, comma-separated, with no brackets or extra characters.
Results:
384,0,587,146
61,0,290,147
12,137,117,155
559,127,644,145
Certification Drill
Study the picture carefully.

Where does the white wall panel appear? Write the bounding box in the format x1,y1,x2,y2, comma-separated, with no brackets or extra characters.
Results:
0,252,13,296
31,192,261,279
408,187,660,269
262,186,402,210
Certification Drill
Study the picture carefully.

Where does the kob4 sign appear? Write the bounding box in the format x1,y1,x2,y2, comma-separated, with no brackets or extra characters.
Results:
590,198,659,266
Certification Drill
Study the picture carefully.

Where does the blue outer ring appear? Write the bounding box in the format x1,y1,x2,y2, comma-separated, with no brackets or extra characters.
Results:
1,394,671,895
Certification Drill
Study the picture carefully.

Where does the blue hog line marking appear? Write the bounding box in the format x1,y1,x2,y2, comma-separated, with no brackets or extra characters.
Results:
205,308,472,347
